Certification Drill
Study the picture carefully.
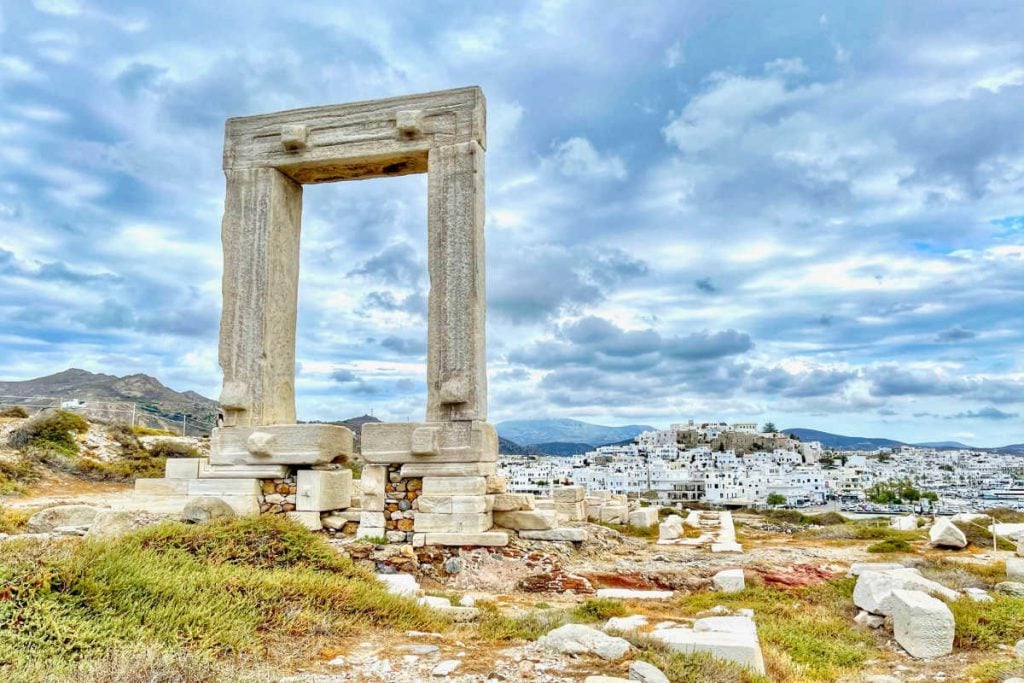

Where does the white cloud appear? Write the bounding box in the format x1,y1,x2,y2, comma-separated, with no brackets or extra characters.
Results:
547,137,627,181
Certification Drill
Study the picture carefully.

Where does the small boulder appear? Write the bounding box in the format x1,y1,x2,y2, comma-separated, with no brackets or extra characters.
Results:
181,497,235,524
628,660,669,683
538,623,631,660
603,615,648,632
658,515,683,541
891,514,918,531
1015,638,1024,659
964,587,993,603
84,510,139,539
854,610,885,628
712,568,745,593
1006,557,1024,582
995,581,1024,597
27,505,100,533
929,518,967,549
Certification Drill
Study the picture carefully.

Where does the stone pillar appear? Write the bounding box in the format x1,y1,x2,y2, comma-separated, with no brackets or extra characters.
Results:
426,140,486,423
218,168,303,427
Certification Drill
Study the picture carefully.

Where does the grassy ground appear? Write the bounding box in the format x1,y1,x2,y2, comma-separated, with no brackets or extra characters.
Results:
0,515,442,682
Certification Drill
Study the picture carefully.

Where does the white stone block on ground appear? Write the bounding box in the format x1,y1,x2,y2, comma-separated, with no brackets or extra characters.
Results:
1014,638,1024,659
628,508,658,529
603,614,648,632
964,587,993,602
553,485,585,503
853,568,959,615
187,478,260,497
493,509,556,530
694,615,757,637
135,478,188,496
423,531,509,546
296,468,351,511
596,588,673,600
164,458,201,479
991,523,1024,540
414,511,492,533
418,595,453,608
1007,558,1024,581
538,623,631,660
659,515,683,541
713,569,745,593
847,562,905,577
286,511,322,530
519,528,588,542
421,476,487,496
599,505,629,524
891,514,918,531
929,517,967,548
377,573,421,597
432,659,460,677
711,542,744,554
684,510,702,528
629,660,669,683
650,626,765,674
888,589,954,659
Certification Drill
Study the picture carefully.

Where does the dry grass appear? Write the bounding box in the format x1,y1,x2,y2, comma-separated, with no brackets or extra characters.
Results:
0,516,443,680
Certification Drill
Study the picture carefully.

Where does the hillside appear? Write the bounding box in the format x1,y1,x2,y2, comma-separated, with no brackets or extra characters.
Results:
495,418,653,446
0,369,218,433
782,428,905,450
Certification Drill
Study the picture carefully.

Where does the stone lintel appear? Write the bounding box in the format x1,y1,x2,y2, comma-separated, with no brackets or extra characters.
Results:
209,424,352,466
361,421,497,464
224,87,486,181
198,461,291,479
413,511,492,533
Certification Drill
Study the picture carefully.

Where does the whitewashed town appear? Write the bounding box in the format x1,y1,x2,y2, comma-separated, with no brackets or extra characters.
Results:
499,420,1024,515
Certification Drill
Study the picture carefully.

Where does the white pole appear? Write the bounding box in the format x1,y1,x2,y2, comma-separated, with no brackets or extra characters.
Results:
182,414,187,436
131,403,137,428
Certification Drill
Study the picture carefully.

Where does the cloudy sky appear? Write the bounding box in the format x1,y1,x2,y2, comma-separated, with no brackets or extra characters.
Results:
1,1,1023,445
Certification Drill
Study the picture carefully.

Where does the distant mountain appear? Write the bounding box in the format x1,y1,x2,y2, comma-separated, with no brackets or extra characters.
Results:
498,437,545,456
781,428,905,451
495,418,653,446
532,441,594,456
914,441,973,449
0,368,218,433
995,444,1024,456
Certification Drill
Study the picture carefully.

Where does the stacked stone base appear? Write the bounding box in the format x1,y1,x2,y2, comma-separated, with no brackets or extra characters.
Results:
132,422,588,548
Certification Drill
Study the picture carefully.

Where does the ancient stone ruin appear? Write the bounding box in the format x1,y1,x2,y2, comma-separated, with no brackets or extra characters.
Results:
136,87,553,545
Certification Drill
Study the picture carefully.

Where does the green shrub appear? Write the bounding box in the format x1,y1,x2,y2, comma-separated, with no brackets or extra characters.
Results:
132,425,178,437
951,594,1024,649
7,409,89,457
475,603,567,641
572,597,627,621
633,639,770,683
807,511,847,526
146,440,199,459
0,405,29,418
867,538,911,553
0,505,32,534
0,455,39,494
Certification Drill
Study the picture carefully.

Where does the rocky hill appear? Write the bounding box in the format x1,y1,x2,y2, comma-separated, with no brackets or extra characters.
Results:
495,418,653,446
0,369,218,433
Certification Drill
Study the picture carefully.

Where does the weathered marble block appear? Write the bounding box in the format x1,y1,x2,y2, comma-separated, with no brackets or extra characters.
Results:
361,421,497,464
421,476,487,496
164,458,202,479
209,424,352,466
296,469,352,512
414,511,493,533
